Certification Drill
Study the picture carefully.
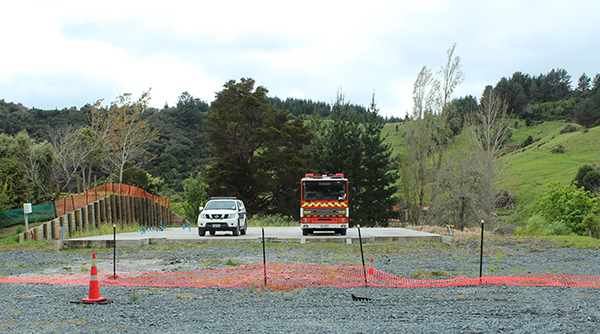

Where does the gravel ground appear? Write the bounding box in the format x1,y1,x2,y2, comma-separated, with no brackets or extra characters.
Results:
1,235,600,333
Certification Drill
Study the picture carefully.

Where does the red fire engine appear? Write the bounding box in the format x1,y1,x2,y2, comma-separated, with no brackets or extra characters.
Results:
297,173,351,236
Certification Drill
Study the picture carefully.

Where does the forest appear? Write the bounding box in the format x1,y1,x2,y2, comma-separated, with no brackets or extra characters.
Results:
1,61,599,233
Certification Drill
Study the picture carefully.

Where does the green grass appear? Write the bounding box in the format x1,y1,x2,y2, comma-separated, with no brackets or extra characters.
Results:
248,215,297,227
383,120,600,205
499,123,599,199
538,235,600,249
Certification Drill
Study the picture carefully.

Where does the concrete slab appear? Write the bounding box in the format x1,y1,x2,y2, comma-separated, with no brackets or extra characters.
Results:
60,226,450,249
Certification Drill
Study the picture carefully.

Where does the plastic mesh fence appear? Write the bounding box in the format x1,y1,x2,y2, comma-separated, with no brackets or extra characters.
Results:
0,202,57,229
55,183,169,217
0,183,168,227
2,263,600,289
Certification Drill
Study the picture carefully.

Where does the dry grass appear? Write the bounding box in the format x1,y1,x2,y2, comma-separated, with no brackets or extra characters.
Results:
404,225,483,240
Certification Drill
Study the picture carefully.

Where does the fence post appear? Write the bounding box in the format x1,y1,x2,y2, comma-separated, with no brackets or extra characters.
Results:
109,195,116,224
128,196,134,225
90,202,97,230
479,220,485,278
82,206,89,233
99,198,106,224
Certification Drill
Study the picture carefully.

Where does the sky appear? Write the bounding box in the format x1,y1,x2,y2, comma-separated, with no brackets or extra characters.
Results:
1,0,599,118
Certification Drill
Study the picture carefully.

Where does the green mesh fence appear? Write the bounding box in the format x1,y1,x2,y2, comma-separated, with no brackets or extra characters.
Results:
0,202,57,229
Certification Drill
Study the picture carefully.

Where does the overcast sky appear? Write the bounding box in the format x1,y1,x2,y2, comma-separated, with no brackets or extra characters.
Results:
1,0,598,118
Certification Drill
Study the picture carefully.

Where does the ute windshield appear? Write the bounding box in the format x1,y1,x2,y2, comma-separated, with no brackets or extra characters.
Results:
204,201,236,210
303,181,347,201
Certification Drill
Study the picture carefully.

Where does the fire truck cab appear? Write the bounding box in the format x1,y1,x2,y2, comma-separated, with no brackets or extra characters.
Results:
298,173,350,236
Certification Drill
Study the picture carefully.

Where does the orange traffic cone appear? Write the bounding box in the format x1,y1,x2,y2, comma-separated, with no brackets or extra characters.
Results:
81,253,107,303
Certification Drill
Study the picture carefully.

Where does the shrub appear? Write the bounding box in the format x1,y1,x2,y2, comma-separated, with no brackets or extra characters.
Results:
542,221,571,236
521,135,533,148
535,182,596,235
181,173,209,223
560,124,577,134
15,225,25,234
524,213,549,235
582,213,600,238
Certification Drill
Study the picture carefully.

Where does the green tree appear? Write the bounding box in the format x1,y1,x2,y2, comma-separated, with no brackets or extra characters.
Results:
182,172,209,223
310,92,397,226
593,74,600,91
577,73,591,92
574,92,600,128
310,91,363,181
118,161,163,194
573,165,600,197
535,182,597,235
0,157,30,210
145,92,211,192
354,95,398,225
204,78,312,216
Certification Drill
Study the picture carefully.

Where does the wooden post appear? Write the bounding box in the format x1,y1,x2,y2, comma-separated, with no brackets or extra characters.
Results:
75,209,82,234
99,198,106,224
82,206,89,233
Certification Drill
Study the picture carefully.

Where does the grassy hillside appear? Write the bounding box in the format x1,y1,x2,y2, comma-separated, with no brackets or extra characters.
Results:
382,120,600,206
500,121,599,200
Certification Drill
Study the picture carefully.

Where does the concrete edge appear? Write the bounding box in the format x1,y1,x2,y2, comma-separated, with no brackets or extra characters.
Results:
59,234,448,249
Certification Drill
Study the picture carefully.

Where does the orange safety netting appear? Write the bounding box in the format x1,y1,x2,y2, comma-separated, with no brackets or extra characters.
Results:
55,183,168,217
2,263,600,289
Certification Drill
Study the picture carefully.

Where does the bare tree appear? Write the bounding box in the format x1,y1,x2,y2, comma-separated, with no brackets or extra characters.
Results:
464,90,512,223
429,44,465,213
91,90,158,183
435,152,486,230
22,141,55,200
433,43,464,169
23,126,100,200
403,66,439,223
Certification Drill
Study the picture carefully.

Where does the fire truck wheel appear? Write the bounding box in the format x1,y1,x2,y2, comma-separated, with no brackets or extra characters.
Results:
233,222,240,236
302,229,309,236
210,230,216,235
198,228,205,236
339,229,347,236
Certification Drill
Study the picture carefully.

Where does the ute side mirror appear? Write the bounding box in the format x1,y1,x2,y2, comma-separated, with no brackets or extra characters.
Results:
293,189,300,200
198,206,204,211
351,187,356,195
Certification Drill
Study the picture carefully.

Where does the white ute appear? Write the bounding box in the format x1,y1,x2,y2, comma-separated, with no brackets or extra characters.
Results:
197,197,247,236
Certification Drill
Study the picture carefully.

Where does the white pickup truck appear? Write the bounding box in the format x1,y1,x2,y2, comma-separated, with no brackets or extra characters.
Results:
197,197,247,236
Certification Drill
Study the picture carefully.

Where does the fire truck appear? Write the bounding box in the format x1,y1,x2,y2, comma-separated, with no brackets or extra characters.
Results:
296,173,352,236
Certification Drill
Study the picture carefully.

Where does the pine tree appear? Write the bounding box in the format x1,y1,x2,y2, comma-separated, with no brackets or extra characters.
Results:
354,95,398,226
310,91,397,226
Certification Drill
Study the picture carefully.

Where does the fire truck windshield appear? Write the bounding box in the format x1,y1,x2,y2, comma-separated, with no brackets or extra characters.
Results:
303,181,347,201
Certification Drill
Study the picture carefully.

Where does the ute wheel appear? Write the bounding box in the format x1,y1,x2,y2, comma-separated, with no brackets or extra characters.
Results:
340,229,347,236
198,228,205,236
233,222,240,236
210,230,216,236
302,229,309,236
241,223,247,235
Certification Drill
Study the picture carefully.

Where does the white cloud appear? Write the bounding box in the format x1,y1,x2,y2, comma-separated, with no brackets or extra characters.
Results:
1,0,599,117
